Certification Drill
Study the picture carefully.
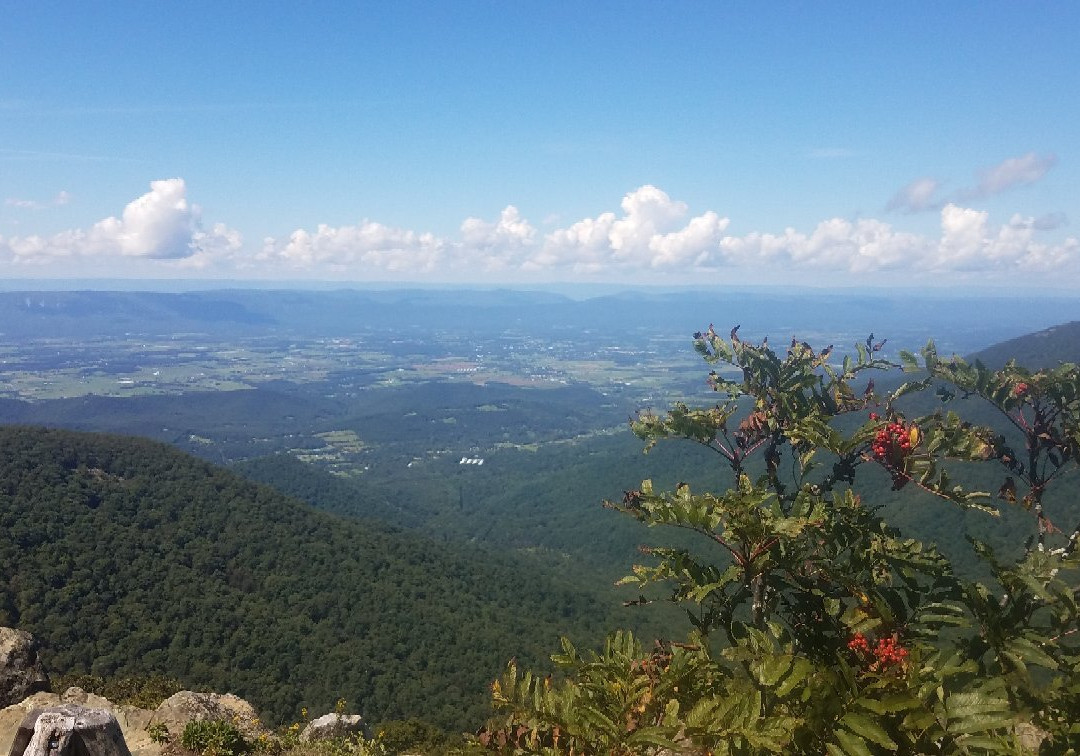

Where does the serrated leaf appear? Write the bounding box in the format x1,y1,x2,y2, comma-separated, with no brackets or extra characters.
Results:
1003,636,1058,670
841,712,899,749
834,726,875,756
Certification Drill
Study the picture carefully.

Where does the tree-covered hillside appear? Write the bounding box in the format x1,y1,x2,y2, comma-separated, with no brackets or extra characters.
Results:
0,426,621,731
968,320,1080,369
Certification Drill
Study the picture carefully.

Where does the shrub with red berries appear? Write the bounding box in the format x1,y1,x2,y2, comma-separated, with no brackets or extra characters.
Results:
490,332,1080,754
869,417,920,488
848,633,909,672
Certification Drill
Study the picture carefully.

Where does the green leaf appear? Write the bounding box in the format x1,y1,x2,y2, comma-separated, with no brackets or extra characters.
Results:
840,711,899,749
834,726,875,756
624,728,682,750
1002,636,1058,670
899,350,920,372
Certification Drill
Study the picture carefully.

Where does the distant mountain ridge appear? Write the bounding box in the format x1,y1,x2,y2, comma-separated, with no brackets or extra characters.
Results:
967,320,1080,369
3,288,1080,345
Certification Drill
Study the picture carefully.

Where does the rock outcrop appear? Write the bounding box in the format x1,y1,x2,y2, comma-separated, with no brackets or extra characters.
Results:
300,713,365,741
0,628,268,755
7,704,131,756
0,630,50,709
1,689,264,756
148,691,264,740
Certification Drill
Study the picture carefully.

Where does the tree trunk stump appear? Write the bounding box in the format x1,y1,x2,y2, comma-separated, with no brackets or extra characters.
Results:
7,705,130,756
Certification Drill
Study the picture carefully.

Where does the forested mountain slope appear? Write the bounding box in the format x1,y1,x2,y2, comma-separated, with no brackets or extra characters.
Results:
0,426,619,731
967,320,1080,369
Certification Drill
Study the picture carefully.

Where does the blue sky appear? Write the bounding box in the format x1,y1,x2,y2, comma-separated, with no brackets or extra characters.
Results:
1,2,1077,288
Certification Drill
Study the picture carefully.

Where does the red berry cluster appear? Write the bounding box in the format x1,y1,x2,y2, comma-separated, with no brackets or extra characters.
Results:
874,637,909,666
1013,381,1029,397
848,633,909,670
847,632,870,654
871,419,915,465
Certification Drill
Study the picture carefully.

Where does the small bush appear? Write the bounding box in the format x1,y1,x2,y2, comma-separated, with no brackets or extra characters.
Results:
146,722,171,745
374,719,458,755
54,673,183,709
181,718,248,756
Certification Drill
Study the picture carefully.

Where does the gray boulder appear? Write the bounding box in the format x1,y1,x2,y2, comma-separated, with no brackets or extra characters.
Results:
6,704,131,756
299,713,365,742
0,630,50,709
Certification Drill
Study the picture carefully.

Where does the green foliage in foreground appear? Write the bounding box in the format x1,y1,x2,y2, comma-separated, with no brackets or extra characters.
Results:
481,329,1080,754
181,718,250,756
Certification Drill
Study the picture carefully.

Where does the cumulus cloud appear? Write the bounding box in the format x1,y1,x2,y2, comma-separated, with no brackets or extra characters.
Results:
528,185,730,272
460,206,535,250
715,204,1077,276
262,186,732,278
260,220,445,273
3,179,1075,283
886,177,942,214
0,179,240,263
962,152,1057,200
719,218,929,273
458,206,537,271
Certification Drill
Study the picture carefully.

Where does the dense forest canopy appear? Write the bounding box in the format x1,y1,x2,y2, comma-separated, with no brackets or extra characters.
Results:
0,426,626,730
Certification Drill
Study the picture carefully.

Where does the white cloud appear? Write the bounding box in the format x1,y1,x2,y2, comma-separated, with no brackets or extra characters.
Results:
719,218,929,272
89,178,195,258
528,185,730,272
263,221,445,273
2,179,1075,283
4,198,39,209
4,190,70,210
937,204,991,269
889,153,1058,216
715,203,1077,276
262,186,730,277
460,206,535,249
458,205,537,271
886,177,942,214
0,179,240,264
964,152,1057,199
934,206,1077,272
